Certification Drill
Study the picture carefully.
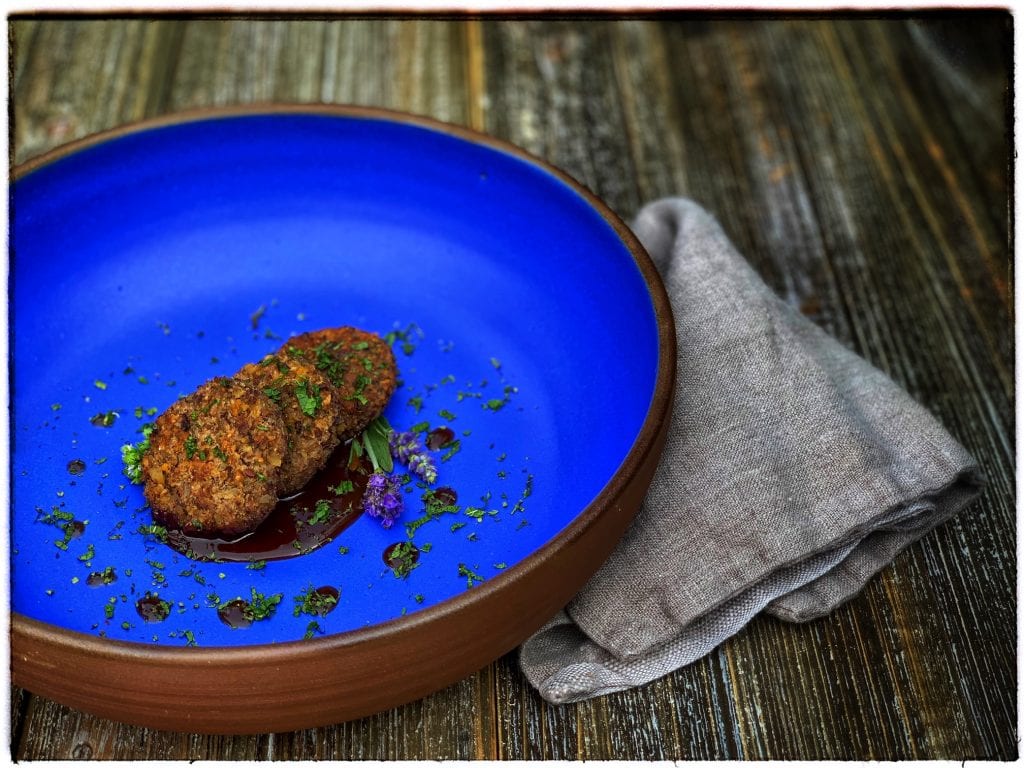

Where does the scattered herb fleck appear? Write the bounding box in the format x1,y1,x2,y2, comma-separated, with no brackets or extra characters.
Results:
329,479,355,496
250,304,267,330
293,585,340,617
90,410,119,427
457,563,485,588
121,423,154,483
295,379,322,417
384,541,420,578
242,588,283,622
440,440,461,462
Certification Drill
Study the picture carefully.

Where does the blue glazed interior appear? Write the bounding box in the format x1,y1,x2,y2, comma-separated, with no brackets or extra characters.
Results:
11,113,659,647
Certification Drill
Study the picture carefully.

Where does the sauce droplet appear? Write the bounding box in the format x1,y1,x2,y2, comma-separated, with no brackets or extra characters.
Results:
383,541,420,577
217,599,253,629
432,486,458,507
86,568,116,587
135,594,170,623
427,426,455,450
304,585,340,617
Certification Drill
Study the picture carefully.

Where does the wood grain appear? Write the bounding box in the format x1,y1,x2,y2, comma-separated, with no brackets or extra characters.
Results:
8,14,1014,761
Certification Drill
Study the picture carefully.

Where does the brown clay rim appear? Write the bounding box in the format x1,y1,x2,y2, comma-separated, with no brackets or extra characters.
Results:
10,104,677,731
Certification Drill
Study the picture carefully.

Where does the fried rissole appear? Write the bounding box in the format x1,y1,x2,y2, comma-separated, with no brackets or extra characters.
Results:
141,376,288,538
235,353,343,495
278,327,398,441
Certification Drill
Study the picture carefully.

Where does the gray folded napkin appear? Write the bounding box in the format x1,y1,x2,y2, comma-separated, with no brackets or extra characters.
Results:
519,198,984,704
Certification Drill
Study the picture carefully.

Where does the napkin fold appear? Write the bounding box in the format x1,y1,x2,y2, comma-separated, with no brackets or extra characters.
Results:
519,198,984,704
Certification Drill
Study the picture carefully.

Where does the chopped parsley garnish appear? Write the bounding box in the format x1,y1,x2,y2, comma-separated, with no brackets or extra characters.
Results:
310,341,347,386
440,440,462,462
348,374,370,405
309,499,333,525
250,304,267,330
457,563,484,588
386,541,420,578
295,378,322,417
90,410,119,427
293,585,339,617
242,588,282,622
464,506,497,522
137,523,169,543
384,323,422,356
329,479,355,496
405,488,461,538
184,435,199,460
119,423,153,483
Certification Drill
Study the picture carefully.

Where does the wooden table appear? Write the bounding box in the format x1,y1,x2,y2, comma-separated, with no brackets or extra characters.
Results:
9,13,1014,760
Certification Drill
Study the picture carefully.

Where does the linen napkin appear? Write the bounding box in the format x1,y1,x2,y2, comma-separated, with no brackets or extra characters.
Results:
519,198,984,704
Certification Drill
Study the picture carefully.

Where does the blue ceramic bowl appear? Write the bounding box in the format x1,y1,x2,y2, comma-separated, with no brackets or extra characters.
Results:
11,106,675,732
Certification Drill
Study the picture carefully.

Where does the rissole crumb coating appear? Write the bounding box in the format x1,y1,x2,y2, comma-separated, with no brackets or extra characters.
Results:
278,327,398,441
141,376,287,538
235,353,343,495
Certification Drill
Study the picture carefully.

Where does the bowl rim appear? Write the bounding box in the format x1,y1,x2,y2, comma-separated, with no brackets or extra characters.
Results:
10,103,677,732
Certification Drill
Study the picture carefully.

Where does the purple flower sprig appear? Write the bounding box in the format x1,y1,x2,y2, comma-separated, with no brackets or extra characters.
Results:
389,430,438,485
362,470,403,529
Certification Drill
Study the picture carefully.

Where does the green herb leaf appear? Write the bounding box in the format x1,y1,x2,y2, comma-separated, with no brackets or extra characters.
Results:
294,378,321,417
362,428,393,473
243,588,282,622
369,414,393,437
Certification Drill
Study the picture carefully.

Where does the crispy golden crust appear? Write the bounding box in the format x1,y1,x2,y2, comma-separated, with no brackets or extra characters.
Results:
141,377,287,538
278,327,398,441
235,353,344,495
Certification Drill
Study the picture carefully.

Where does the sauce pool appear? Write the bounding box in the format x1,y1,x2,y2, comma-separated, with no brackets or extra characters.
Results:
164,443,371,562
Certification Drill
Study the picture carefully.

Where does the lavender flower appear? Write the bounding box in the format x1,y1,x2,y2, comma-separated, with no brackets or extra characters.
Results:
362,470,403,529
390,430,438,484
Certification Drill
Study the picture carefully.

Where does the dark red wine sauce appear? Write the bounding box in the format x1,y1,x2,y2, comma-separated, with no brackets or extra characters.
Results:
164,444,371,563
426,426,456,450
